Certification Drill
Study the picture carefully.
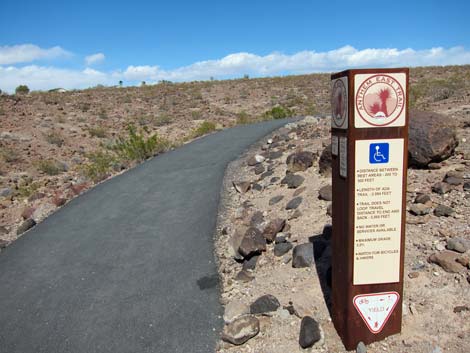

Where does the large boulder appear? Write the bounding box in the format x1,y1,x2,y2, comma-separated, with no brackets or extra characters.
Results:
286,151,315,173
408,110,458,168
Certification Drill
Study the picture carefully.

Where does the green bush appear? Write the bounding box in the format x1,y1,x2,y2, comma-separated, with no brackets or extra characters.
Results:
37,160,64,175
98,108,108,120
263,106,292,120
44,131,64,147
154,114,173,126
81,151,116,182
236,111,251,125
0,146,20,163
15,85,30,95
191,121,217,138
17,181,40,199
87,126,107,138
109,125,170,162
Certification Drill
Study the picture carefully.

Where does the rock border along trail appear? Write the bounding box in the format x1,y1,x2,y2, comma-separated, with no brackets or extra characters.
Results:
215,115,469,353
0,118,292,353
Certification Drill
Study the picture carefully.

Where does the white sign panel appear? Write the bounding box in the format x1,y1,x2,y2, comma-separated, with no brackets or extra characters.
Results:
332,135,339,156
331,76,348,129
354,73,406,128
354,138,404,285
339,137,347,178
353,292,399,334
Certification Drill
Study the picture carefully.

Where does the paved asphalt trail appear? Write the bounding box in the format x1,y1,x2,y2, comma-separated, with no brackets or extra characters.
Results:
0,118,293,353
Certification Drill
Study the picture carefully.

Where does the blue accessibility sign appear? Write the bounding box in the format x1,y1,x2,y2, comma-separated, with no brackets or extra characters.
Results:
369,143,389,164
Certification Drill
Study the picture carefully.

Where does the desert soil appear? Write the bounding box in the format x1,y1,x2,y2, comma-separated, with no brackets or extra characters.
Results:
1,66,469,353
215,106,469,352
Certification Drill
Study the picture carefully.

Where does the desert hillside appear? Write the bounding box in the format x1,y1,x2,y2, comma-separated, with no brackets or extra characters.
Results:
1,65,470,245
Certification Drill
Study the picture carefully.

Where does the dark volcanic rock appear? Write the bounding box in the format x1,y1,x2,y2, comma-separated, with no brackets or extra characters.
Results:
408,110,458,168
464,181,470,191
286,197,302,210
260,170,274,180
242,255,259,271
250,211,265,228
268,150,284,160
238,227,266,258
250,294,280,314
269,195,284,205
299,316,322,348
318,185,332,201
292,243,314,268
281,174,305,189
432,182,452,195
415,193,431,204
262,218,286,242
434,204,455,217
221,316,260,345
446,237,470,253
274,242,293,257
286,151,315,173
318,144,332,175
253,164,265,175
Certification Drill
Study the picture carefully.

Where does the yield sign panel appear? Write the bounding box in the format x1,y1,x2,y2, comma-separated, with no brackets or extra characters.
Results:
353,292,399,334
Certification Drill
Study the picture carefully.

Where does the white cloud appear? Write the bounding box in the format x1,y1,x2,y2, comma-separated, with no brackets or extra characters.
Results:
0,44,71,65
1,45,470,92
85,53,105,66
0,65,114,92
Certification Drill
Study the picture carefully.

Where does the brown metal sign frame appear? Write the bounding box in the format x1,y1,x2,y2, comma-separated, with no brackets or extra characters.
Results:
330,68,409,350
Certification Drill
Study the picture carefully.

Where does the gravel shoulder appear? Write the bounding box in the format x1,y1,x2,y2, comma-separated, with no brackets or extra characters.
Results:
214,114,469,353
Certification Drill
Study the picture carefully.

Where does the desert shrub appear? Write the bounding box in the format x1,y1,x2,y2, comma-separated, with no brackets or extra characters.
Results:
192,121,217,138
0,146,20,163
98,108,108,120
236,111,251,125
37,160,64,175
239,89,249,99
44,131,64,147
191,110,202,120
154,114,173,126
410,76,466,107
15,85,30,95
79,102,91,112
88,126,107,138
81,151,116,182
109,125,170,162
17,181,40,199
263,106,292,120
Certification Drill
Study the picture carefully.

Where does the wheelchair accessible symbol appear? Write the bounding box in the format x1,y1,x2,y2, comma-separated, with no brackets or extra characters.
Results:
369,143,389,164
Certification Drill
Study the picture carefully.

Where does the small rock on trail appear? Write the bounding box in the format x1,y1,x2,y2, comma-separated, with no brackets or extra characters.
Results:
221,315,260,345
292,243,314,268
298,316,322,349
250,294,281,314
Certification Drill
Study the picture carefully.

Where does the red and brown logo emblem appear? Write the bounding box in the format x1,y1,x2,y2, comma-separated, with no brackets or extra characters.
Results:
331,78,347,128
355,74,405,127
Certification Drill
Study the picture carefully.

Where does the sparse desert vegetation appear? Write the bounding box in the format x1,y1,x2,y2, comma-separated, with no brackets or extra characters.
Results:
1,65,470,244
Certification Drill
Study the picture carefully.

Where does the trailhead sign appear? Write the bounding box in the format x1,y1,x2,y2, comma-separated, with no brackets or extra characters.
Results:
330,68,409,350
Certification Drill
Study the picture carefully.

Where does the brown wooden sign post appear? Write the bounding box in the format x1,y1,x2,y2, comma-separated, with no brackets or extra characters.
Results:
330,68,409,350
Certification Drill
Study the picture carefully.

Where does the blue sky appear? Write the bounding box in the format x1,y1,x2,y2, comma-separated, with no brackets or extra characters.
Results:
1,0,470,92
